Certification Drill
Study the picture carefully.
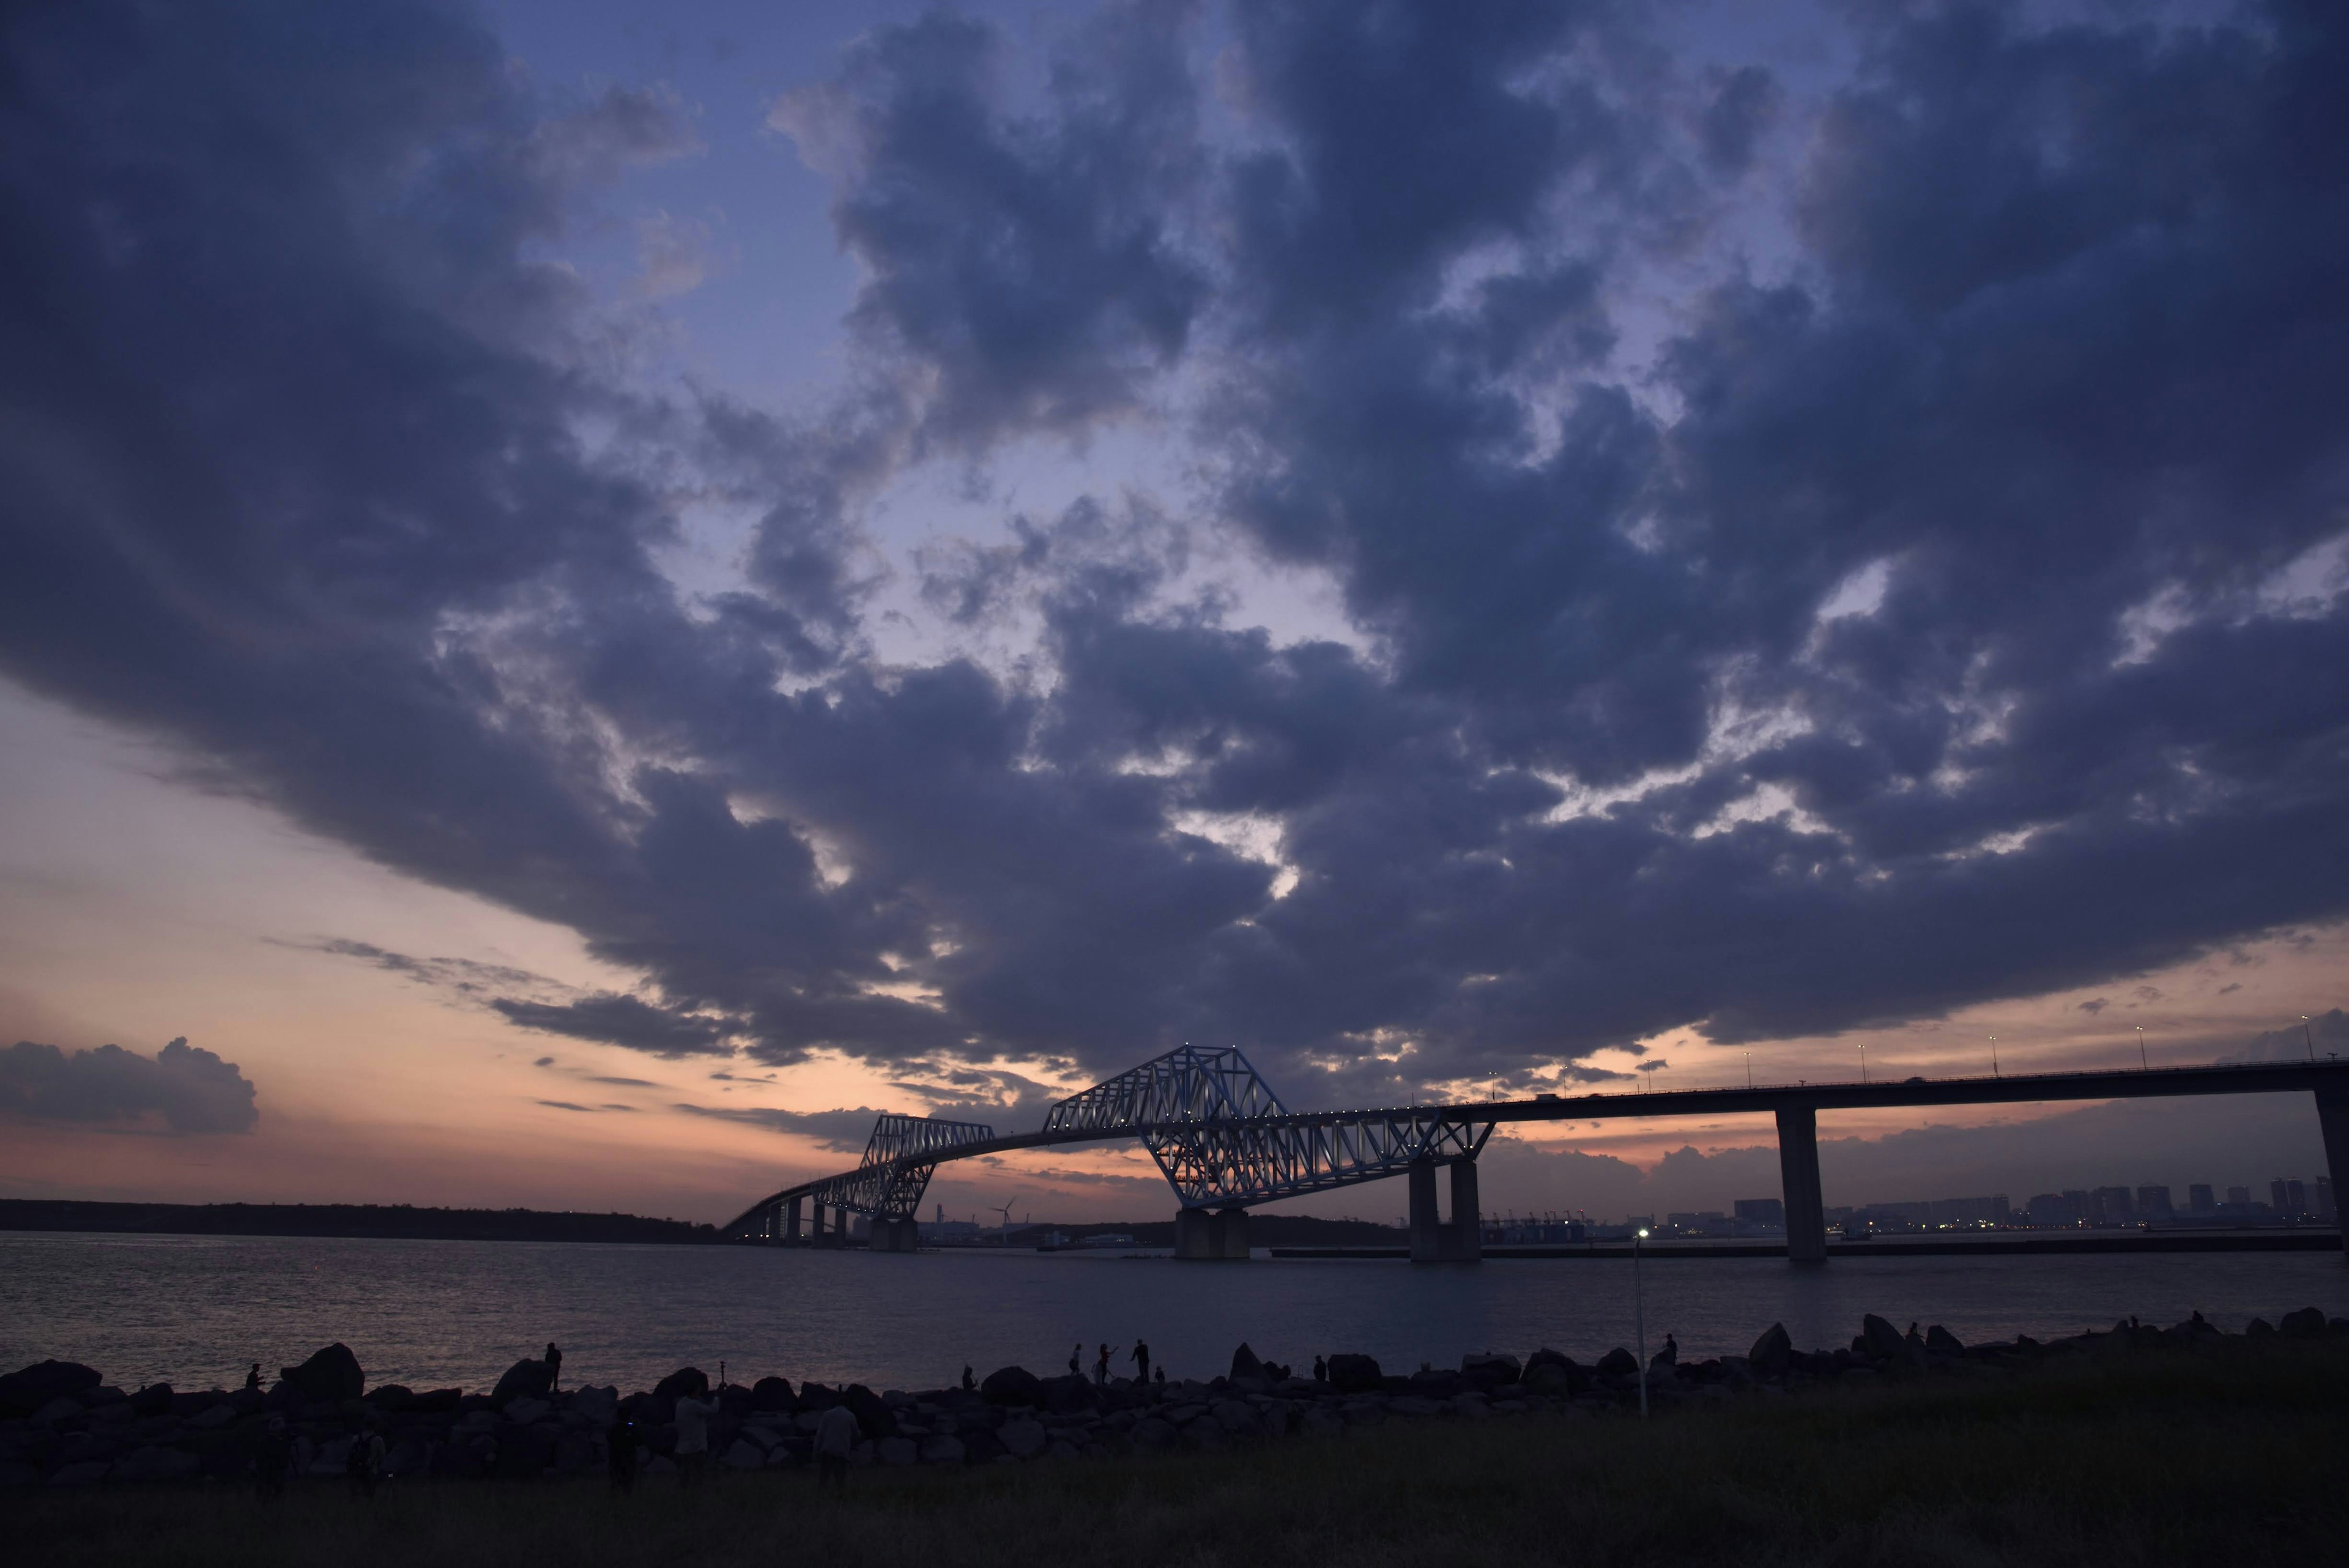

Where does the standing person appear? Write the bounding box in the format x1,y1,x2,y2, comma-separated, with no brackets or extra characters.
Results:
251,1415,291,1501
346,1418,385,1498
544,1342,563,1393
1131,1339,1149,1384
960,1365,974,1392
813,1402,859,1495
1068,1343,1080,1377
672,1386,716,1487
607,1412,639,1493
1152,1365,1166,1391
244,1362,262,1394
1093,1344,1110,1388
1313,1355,1327,1383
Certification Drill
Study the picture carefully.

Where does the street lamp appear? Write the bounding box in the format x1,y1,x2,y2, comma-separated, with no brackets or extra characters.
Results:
1745,1050,1752,1088
1633,1227,1650,1419
2136,1025,2148,1071
2306,1016,2317,1063
1856,1044,1868,1085
1989,1035,2000,1077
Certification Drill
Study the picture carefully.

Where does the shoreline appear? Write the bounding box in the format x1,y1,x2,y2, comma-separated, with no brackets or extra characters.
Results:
1275,1227,2348,1258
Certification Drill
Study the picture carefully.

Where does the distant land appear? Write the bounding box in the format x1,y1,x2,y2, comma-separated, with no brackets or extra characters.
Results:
0,1200,1407,1249
0,1200,718,1245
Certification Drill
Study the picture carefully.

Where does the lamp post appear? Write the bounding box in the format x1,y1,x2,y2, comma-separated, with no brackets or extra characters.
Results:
1856,1044,1868,1085
1989,1035,2000,1077
2306,1016,2317,1063
1633,1227,1650,1419
1745,1050,1752,1088
2136,1025,2148,1071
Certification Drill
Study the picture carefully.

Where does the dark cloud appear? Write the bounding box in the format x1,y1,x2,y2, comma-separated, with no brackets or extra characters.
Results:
1,1038,258,1134
3,1,2346,1135
491,995,736,1057
674,1102,892,1153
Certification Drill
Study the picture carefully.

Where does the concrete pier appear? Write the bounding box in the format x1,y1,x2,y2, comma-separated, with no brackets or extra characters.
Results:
869,1216,919,1252
1174,1205,1252,1259
1776,1105,1827,1263
2318,1088,2349,1255
785,1195,803,1243
1408,1157,1481,1261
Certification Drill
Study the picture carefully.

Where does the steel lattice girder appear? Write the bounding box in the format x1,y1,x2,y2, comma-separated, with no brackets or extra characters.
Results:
1042,1044,1287,1132
1148,1112,1494,1208
803,1113,994,1221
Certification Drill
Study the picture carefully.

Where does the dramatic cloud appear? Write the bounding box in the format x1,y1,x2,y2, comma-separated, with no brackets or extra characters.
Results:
2,1,2345,1131
1,1038,259,1134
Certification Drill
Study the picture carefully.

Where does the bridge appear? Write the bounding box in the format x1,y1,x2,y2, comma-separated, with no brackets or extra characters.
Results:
720,1046,2349,1262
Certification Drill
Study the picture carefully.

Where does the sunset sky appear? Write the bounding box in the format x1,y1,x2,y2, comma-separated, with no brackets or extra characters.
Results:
4,0,2346,1226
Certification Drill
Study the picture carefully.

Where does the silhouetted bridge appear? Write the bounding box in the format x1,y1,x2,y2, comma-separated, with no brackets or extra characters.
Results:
721,1045,2349,1261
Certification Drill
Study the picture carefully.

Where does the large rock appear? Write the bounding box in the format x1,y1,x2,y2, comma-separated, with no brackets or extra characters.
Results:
1041,1374,1097,1415
844,1384,896,1438
998,1418,1048,1458
279,1343,364,1403
1129,1416,1178,1449
980,1365,1045,1408
1324,1353,1382,1394
491,1359,554,1404
0,1361,101,1419
749,1376,795,1412
568,1385,620,1424
114,1446,200,1484
1228,1343,1267,1383
1925,1325,1965,1356
1748,1323,1793,1376
919,1435,966,1464
721,1439,766,1471
2280,1306,2331,1337
1859,1315,1907,1361
653,1367,709,1402
1211,1399,1260,1436
1460,1353,1520,1389
1594,1347,1638,1378
129,1383,173,1417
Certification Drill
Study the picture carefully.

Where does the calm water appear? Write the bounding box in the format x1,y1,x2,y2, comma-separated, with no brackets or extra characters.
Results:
5,1233,2345,1395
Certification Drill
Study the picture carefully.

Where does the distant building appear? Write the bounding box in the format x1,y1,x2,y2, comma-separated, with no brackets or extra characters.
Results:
2187,1184,2216,1214
2090,1186,2136,1226
2272,1178,2309,1219
2027,1192,2078,1227
2135,1185,2174,1222
2318,1178,2337,1221
2227,1186,2252,1208
1734,1197,1785,1228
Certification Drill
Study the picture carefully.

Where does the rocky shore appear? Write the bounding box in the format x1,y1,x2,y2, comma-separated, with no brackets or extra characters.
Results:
5,1306,2345,1490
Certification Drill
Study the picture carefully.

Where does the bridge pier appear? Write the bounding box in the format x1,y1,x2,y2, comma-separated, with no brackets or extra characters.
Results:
869,1216,919,1252
1408,1157,1482,1261
785,1195,804,1244
2318,1089,2349,1256
1776,1105,1827,1263
1173,1206,1252,1259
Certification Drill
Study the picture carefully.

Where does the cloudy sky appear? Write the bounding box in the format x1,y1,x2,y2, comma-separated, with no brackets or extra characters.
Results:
3,0,2345,1225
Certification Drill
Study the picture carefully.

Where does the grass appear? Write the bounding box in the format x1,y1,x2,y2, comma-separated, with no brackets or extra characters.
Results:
19,1338,2349,1567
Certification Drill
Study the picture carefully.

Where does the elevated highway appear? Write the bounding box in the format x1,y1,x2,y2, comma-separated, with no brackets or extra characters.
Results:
722,1049,2349,1263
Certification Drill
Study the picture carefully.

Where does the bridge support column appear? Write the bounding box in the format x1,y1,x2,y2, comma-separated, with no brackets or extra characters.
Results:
870,1216,918,1252
785,1196,804,1244
1174,1206,1215,1260
2318,1089,2349,1257
1212,1207,1252,1259
1447,1159,1482,1262
1409,1159,1442,1261
1776,1105,1827,1263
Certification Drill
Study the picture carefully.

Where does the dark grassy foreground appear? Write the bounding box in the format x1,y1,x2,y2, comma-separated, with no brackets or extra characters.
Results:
21,1340,2349,1568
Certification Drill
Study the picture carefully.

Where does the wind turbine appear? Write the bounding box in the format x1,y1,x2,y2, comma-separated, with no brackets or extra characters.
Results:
989,1201,1015,1231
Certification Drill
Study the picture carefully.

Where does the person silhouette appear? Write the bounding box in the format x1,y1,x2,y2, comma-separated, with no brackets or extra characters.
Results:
1094,1343,1110,1386
245,1362,262,1392
544,1342,563,1392
1313,1354,1327,1383
1069,1343,1080,1376
1130,1339,1150,1384
961,1365,975,1392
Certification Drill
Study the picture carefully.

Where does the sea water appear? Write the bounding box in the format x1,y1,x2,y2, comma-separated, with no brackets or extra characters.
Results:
5,1232,2345,1395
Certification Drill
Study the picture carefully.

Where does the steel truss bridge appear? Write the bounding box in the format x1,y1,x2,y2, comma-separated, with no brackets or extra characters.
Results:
721,1047,2349,1262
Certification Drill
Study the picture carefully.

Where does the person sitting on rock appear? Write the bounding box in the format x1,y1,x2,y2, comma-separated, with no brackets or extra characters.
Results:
1313,1354,1327,1383
814,1402,859,1493
960,1365,975,1392
245,1362,262,1393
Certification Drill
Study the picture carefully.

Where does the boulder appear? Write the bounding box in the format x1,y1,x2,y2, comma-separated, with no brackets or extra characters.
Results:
128,1383,174,1417
114,1446,200,1484
749,1376,795,1413
503,1397,550,1427
998,1418,1048,1458
721,1439,766,1471
795,1382,841,1411
492,1359,554,1404
1211,1399,1260,1436
718,1384,753,1419
568,1385,620,1424
1407,1369,1463,1398
1594,1347,1638,1378
843,1384,896,1438
407,1388,464,1414
47,1460,112,1487
1460,1353,1521,1389
959,1427,1006,1463
362,1384,414,1413
877,1436,917,1466
1229,1343,1267,1383
2279,1307,2330,1337
1129,1417,1178,1449
1041,1374,1097,1415
2246,1317,2276,1337
1925,1325,1965,1356
1748,1323,1793,1377
1324,1354,1382,1394
279,1343,364,1403
186,1402,237,1430
980,1366,1045,1408
0,1361,102,1419
1299,1407,1346,1439
653,1367,709,1402
919,1435,966,1464
1859,1315,1907,1361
